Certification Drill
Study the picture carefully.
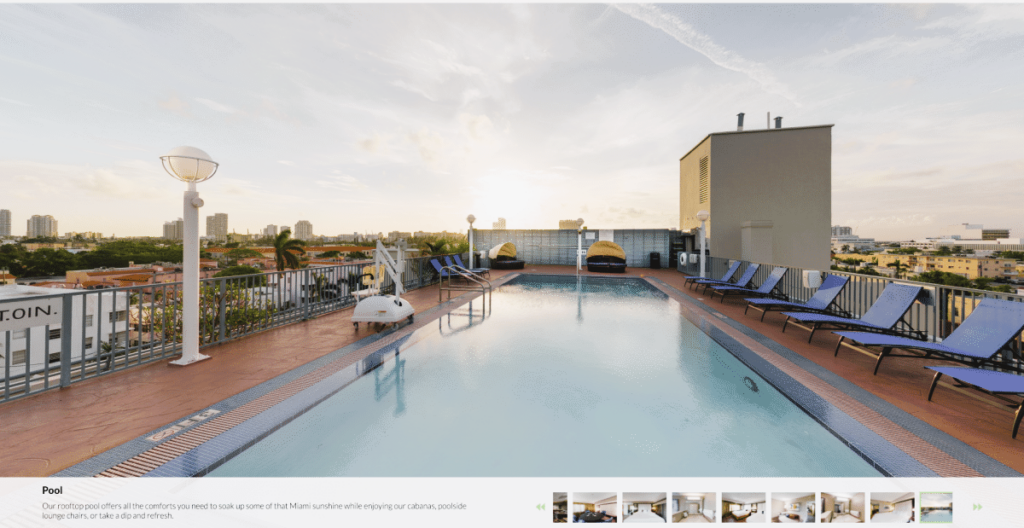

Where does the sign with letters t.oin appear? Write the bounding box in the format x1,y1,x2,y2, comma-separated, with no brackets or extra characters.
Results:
0,297,62,332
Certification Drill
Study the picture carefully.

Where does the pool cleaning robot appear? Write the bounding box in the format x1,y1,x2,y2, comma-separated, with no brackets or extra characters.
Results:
351,239,415,330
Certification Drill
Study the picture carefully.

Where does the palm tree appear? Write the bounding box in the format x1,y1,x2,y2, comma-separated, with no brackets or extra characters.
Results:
273,230,305,272
841,244,850,253
423,239,450,256
886,259,908,279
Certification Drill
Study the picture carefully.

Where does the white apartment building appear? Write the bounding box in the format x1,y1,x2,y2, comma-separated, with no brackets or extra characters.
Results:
26,215,58,238
205,213,229,241
162,219,184,240
1,285,129,379
0,209,11,237
293,221,313,240
262,224,278,238
831,225,853,237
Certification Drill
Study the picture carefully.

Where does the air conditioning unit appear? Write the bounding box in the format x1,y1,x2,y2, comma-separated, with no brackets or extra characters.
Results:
802,270,823,289
689,254,700,264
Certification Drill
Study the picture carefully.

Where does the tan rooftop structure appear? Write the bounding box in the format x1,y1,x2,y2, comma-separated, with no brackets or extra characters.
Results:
680,120,833,271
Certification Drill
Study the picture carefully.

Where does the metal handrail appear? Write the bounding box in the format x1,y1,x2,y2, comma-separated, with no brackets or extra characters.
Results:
439,265,491,303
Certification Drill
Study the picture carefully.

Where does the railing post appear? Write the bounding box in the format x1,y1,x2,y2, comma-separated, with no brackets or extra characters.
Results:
218,279,227,343
59,294,73,388
304,269,311,320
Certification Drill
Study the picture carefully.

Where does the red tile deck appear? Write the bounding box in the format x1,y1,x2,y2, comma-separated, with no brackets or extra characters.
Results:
1,265,1021,477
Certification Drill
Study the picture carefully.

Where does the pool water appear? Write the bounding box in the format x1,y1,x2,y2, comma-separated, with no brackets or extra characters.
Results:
921,510,953,523
210,275,881,477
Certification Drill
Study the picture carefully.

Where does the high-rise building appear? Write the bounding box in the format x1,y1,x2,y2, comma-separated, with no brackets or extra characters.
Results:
162,219,184,240
493,218,506,229
294,220,313,240
831,226,853,237
262,224,278,238
680,122,833,271
26,215,58,238
205,213,229,240
0,209,11,236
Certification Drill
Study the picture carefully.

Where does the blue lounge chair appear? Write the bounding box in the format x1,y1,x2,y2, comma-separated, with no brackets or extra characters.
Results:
744,274,851,322
683,260,740,290
780,283,923,343
430,258,467,280
832,298,1024,375
925,366,1024,438
452,254,490,278
708,267,788,304
693,263,760,294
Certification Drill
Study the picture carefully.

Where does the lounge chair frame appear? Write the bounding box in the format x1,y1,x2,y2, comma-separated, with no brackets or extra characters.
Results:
743,275,852,322
707,267,789,304
781,284,925,343
926,367,1024,439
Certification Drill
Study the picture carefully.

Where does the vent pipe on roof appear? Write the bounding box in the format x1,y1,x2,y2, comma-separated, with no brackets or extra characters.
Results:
774,116,783,129
736,112,745,131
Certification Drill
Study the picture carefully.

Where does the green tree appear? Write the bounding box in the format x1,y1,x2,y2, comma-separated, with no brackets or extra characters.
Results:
347,251,370,260
214,265,268,285
934,245,952,256
840,244,850,253
224,248,264,260
913,270,972,288
320,250,342,258
272,231,305,271
886,259,908,279
422,239,450,256
19,248,83,277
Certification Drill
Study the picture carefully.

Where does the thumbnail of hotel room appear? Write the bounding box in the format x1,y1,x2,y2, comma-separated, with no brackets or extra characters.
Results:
573,492,618,523
819,493,865,523
869,492,915,523
554,492,569,523
672,493,715,523
721,493,766,523
622,493,666,523
770,492,814,523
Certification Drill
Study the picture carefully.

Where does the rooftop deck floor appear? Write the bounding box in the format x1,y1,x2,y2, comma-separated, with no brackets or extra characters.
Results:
1,265,1020,477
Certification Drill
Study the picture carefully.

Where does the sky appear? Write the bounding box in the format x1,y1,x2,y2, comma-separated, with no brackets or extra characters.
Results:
1,3,1022,240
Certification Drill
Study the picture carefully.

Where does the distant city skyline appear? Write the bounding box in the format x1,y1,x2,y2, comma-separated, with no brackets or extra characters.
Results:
2,4,1023,239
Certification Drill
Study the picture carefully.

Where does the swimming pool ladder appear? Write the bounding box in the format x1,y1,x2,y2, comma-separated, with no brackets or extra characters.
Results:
439,264,492,304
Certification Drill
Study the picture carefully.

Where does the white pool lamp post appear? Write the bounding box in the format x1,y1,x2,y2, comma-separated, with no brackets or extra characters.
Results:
696,210,710,278
466,214,476,268
161,146,218,366
576,218,585,272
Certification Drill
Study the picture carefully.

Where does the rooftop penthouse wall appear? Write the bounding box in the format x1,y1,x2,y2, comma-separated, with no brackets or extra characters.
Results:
471,229,671,268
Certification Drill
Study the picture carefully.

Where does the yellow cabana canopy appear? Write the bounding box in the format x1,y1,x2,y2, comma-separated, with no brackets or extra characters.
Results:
585,241,625,261
488,242,517,260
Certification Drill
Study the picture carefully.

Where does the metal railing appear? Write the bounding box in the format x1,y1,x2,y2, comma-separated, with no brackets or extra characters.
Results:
678,254,1024,373
438,264,492,304
0,255,450,404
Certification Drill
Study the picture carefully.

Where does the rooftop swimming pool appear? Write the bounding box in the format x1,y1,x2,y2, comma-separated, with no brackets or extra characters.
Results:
209,275,881,477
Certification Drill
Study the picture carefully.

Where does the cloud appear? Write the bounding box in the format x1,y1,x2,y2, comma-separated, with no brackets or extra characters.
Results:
158,94,189,115
408,128,445,166
458,113,494,142
315,174,368,190
195,97,238,114
0,96,31,107
356,133,389,154
613,4,799,105
390,80,435,101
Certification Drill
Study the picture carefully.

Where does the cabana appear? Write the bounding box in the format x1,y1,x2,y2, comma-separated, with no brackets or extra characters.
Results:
488,242,525,270
586,241,627,273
